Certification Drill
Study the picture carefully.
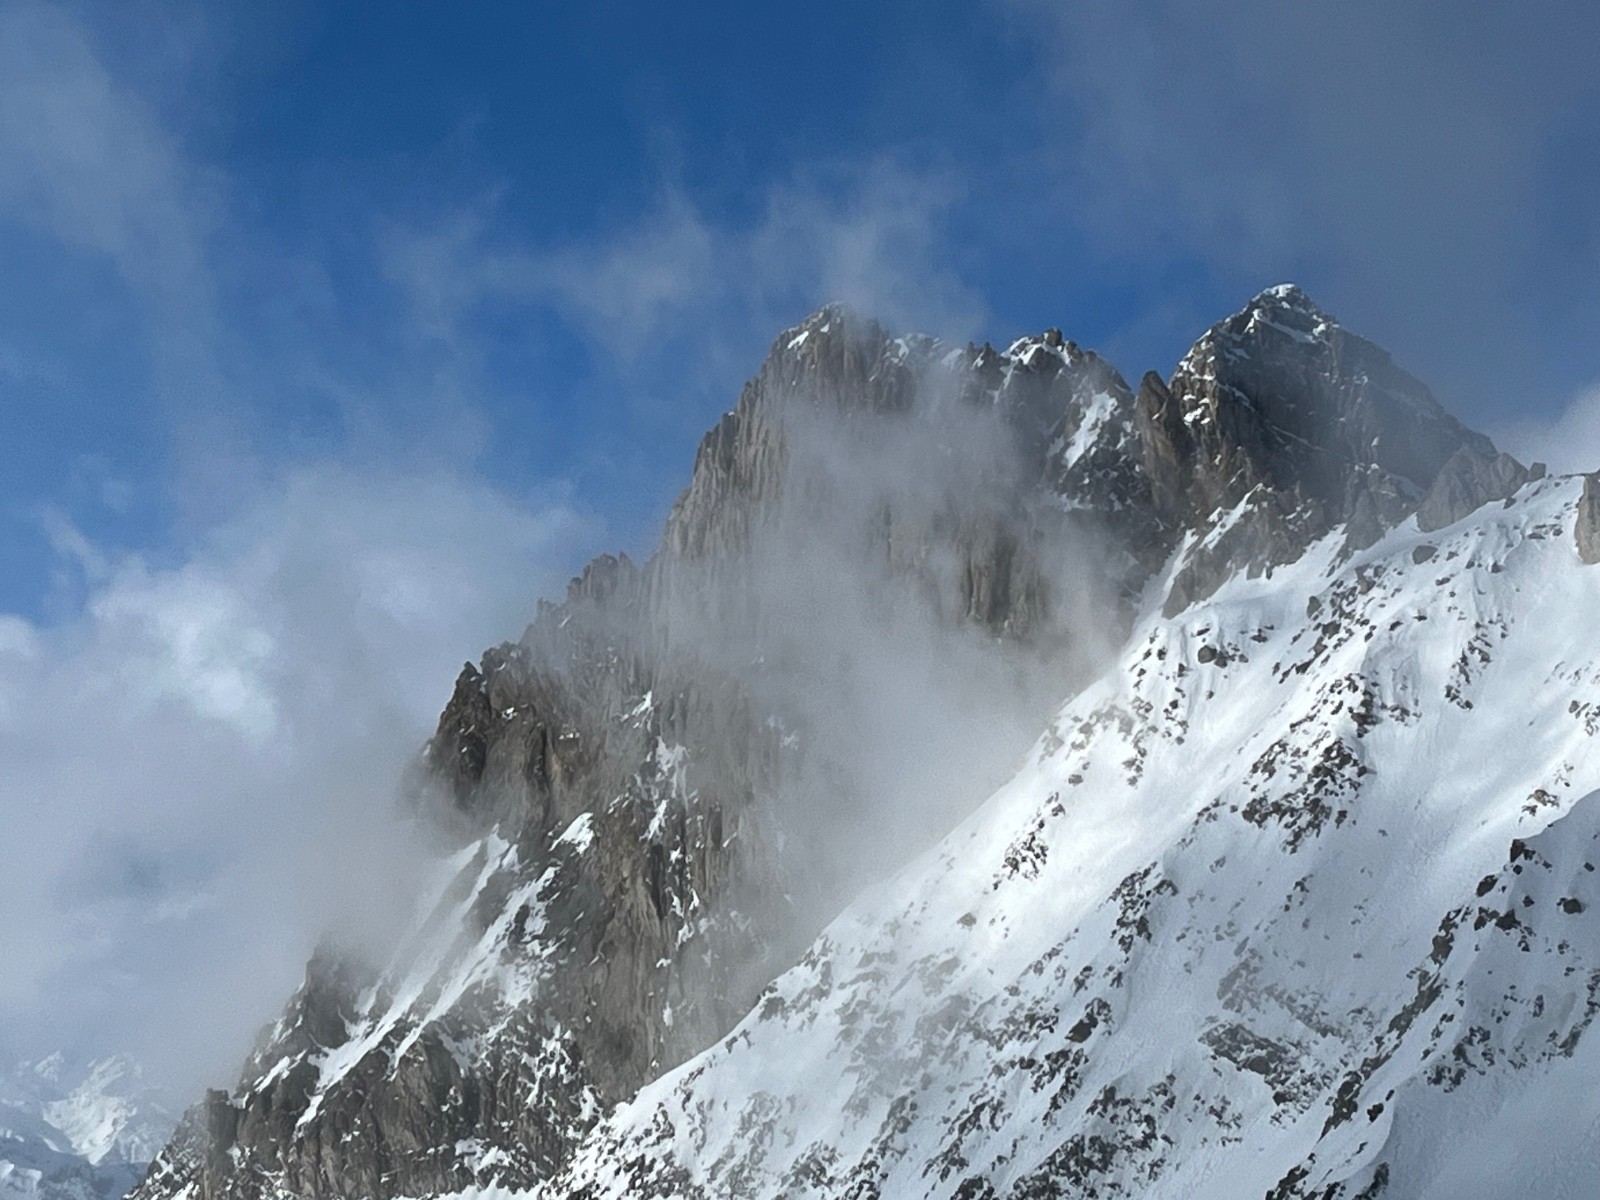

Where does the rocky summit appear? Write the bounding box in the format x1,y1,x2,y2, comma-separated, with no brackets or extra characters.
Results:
130,287,1600,1200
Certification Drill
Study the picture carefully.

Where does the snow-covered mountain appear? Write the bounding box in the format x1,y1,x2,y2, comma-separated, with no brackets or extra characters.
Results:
133,286,1597,1198
0,1055,174,1200
551,471,1600,1199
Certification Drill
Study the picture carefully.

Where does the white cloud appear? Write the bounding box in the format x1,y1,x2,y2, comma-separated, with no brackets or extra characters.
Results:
0,465,594,1094
1495,384,1600,477
0,7,646,1101
0,1,995,1105
0,0,221,328
377,156,985,407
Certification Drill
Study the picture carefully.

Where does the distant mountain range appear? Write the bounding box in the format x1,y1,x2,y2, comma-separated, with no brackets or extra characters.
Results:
0,1055,173,1200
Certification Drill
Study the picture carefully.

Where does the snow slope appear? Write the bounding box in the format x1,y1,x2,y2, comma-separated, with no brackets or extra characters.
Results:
525,473,1600,1197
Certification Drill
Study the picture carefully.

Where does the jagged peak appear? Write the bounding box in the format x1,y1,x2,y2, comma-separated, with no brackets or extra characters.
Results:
775,306,1106,385
135,285,1584,1200
1003,327,1087,370
1238,283,1337,341
1176,284,1340,377
772,301,878,356
803,299,856,324
1250,281,1331,318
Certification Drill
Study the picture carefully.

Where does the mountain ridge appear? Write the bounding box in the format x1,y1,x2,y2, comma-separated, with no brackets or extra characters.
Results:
129,285,1575,1200
543,469,1600,1198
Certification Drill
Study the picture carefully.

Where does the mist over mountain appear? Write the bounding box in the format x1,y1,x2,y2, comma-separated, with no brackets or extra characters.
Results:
88,284,1600,1199
9,2,1600,1196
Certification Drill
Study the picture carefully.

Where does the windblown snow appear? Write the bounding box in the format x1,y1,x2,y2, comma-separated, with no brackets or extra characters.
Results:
121,292,1600,1199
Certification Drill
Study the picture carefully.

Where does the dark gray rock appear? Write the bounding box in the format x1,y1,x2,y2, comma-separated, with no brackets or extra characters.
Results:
1415,447,1530,533
1140,285,1517,612
136,638,784,1200
1577,474,1600,565
132,304,1147,1200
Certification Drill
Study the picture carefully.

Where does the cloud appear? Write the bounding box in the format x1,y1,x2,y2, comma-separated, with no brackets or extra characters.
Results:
1494,383,1600,476
0,0,222,349
377,156,985,409
0,465,595,1094
0,8,612,1098
0,0,264,549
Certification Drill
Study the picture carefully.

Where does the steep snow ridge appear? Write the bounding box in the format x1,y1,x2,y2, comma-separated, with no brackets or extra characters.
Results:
283,828,581,1132
127,292,1551,1200
531,474,1600,1198
1055,391,1118,475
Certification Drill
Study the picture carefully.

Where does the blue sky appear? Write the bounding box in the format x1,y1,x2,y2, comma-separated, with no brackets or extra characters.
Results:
7,0,1599,620
4,0,1600,1088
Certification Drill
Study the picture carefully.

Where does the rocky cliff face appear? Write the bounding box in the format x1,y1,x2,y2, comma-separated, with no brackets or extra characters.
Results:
132,286,1540,1200
1576,472,1600,565
650,304,1153,649
138,606,784,1200
1137,284,1527,612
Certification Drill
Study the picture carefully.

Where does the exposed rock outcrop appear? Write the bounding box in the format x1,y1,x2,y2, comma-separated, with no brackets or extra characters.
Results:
650,304,1150,648
1577,473,1600,565
134,303,1144,1200
1415,447,1531,532
1138,285,1524,611
544,472,1600,1200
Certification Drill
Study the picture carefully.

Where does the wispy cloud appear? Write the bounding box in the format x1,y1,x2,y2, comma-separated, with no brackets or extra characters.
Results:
0,0,223,365
377,155,985,413
0,7,617,1091
0,0,1005,1101
1495,383,1600,477
0,464,594,1093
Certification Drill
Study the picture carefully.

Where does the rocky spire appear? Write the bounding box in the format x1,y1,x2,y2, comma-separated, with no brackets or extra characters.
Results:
1577,472,1600,565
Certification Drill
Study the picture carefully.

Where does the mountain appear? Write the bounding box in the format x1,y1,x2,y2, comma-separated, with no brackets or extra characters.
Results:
0,1055,174,1200
131,287,1581,1199
552,468,1600,1199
